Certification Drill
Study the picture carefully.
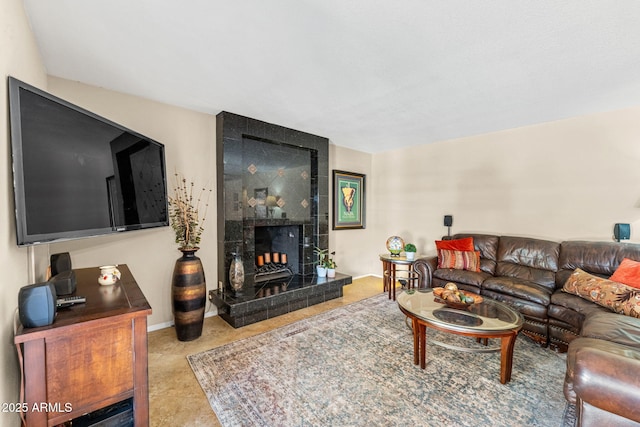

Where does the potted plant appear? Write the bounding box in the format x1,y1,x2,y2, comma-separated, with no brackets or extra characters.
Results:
404,243,417,261
325,257,337,278
314,246,336,278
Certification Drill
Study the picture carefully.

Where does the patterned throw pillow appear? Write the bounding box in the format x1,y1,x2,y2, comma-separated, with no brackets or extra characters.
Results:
563,268,640,318
435,237,474,251
609,258,640,289
437,249,481,272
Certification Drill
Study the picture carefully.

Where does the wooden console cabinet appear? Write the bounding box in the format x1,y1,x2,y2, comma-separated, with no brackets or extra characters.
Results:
14,265,152,426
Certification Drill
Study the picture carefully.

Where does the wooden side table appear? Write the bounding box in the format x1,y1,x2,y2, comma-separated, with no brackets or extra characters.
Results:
14,265,152,427
379,254,422,301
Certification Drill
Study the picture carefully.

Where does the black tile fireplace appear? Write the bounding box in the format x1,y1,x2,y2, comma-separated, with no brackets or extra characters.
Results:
210,112,352,327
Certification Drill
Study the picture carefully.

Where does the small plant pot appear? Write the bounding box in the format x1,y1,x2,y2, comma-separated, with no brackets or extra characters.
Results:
317,266,327,278
327,268,336,278
405,252,416,261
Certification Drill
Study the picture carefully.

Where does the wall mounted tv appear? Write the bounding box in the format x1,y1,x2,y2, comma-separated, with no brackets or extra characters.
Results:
8,77,168,246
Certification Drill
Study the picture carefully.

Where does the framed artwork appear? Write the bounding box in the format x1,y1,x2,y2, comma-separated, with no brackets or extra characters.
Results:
333,170,366,230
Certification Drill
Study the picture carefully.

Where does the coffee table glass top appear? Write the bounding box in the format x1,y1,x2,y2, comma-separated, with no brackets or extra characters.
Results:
397,289,523,333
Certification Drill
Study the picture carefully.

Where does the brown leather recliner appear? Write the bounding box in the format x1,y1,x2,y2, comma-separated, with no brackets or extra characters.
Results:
564,312,640,426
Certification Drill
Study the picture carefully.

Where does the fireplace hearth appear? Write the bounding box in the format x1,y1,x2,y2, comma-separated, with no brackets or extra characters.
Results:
210,112,351,327
213,273,352,328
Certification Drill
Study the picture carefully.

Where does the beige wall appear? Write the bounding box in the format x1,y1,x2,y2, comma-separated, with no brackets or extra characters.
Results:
46,77,217,330
372,107,640,267
329,145,375,278
1,0,47,424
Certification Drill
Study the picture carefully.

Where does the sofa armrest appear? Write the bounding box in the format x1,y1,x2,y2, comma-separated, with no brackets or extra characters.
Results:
574,346,640,423
413,256,437,288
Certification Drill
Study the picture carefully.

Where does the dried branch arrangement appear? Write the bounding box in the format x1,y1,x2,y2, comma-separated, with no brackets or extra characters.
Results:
168,173,212,250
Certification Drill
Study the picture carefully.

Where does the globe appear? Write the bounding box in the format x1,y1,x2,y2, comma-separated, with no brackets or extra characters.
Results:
386,236,405,257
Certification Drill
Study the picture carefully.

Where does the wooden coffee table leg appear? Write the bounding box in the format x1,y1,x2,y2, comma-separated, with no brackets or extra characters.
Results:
387,262,393,299
411,317,419,365
382,260,389,292
499,332,518,384
419,322,427,369
391,263,397,300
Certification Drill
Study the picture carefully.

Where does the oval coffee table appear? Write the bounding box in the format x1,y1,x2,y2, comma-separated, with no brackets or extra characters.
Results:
397,289,524,384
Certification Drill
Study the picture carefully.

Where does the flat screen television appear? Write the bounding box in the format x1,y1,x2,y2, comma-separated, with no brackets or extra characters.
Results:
8,77,169,246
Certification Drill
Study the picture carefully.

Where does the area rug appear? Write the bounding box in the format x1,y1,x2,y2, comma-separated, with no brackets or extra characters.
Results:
188,293,573,427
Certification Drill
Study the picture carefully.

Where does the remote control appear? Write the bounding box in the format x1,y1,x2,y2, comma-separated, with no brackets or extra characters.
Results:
56,295,86,308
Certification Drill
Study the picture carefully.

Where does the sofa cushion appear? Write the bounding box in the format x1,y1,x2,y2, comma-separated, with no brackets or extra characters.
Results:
550,291,612,317
433,268,490,289
480,288,548,321
580,311,640,348
557,240,640,289
559,241,625,275
610,258,640,289
563,268,640,318
482,276,552,306
495,236,559,292
435,237,474,251
548,292,609,331
437,249,480,272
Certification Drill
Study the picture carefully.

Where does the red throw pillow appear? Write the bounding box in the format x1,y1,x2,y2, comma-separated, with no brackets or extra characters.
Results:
437,249,481,272
435,237,474,252
610,258,640,289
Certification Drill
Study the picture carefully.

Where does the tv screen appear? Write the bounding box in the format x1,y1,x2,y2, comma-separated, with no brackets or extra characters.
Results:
8,77,168,246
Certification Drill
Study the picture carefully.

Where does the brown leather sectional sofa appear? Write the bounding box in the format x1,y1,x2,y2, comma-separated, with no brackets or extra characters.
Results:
413,233,640,426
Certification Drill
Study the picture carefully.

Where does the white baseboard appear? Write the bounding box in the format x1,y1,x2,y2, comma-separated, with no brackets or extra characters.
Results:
147,308,218,332
147,320,173,332
353,273,382,279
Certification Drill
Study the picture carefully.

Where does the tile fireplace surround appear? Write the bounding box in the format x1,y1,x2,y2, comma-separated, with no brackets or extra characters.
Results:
211,112,352,328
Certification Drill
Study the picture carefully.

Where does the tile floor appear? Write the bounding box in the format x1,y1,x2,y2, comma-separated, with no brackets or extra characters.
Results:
148,275,384,426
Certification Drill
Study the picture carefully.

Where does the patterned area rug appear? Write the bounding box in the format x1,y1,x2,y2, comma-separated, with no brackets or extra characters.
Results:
188,293,573,427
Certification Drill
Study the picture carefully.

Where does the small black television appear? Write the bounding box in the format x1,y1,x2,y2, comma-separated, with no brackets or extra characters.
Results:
8,77,169,246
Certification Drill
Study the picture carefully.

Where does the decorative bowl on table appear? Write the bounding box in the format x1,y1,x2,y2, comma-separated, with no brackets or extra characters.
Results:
386,236,405,256
433,283,483,309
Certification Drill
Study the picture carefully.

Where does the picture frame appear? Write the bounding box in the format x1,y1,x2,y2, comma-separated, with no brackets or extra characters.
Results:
333,170,366,230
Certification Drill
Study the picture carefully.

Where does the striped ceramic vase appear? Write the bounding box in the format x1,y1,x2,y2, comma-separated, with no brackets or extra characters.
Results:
171,248,206,341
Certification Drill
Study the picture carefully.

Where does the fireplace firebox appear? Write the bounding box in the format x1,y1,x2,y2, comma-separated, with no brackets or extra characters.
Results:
254,225,299,281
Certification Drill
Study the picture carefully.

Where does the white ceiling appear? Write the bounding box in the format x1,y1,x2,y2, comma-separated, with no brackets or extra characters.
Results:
22,0,640,153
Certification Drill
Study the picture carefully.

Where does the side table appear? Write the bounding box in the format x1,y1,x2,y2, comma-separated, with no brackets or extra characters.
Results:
14,265,151,426
379,253,422,301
